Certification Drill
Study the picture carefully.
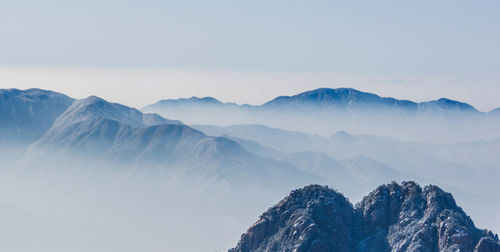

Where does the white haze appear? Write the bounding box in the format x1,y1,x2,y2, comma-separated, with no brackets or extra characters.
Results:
0,88,499,252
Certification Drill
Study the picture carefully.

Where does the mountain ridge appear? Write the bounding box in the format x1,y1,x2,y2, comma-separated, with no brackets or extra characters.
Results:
23,95,319,185
0,88,74,143
145,87,483,113
230,182,500,252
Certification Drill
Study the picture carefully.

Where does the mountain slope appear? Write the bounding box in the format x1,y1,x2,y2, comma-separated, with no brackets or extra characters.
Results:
418,98,478,114
490,108,500,115
263,88,418,113
193,124,471,180
0,88,74,143
51,95,182,129
230,182,500,252
266,88,480,115
192,124,325,153
24,96,316,184
221,133,420,199
145,96,225,109
146,87,482,115
144,88,497,141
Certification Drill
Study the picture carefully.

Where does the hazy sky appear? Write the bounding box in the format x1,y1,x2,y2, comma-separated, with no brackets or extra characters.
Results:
1,0,499,110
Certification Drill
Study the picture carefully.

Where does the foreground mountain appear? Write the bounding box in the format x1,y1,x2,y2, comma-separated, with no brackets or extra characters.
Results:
230,182,500,252
0,88,74,143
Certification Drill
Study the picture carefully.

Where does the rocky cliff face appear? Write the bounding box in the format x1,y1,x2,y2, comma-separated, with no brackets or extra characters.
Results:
230,182,500,252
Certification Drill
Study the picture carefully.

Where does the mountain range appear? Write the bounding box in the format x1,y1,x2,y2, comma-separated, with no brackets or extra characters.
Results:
3,87,499,193
230,182,500,252
1,87,500,251
145,87,483,114
262,88,479,114
9,93,314,185
143,88,500,142
0,88,414,188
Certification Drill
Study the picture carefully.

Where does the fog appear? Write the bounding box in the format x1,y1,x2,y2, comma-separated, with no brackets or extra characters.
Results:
1,88,499,251
0,158,299,251
143,101,500,142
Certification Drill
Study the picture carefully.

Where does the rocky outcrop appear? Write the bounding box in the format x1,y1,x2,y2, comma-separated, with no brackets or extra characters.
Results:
230,182,500,252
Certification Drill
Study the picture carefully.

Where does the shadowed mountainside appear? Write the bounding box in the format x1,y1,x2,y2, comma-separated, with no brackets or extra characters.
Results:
22,95,318,185
0,88,74,143
230,182,500,252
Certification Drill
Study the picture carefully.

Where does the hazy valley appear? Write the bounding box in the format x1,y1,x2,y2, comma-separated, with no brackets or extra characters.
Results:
0,87,499,251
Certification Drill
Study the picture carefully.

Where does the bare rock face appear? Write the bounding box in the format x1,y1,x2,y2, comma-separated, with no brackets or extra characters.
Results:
230,182,500,252
230,185,357,252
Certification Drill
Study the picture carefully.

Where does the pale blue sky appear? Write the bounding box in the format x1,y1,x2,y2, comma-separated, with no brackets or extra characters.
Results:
1,0,499,110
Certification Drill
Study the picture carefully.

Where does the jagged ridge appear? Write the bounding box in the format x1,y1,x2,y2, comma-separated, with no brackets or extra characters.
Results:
231,182,500,252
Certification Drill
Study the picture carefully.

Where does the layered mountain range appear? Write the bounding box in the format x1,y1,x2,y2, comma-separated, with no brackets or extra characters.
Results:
1,87,499,251
143,88,500,142
0,89,319,185
230,182,500,252
2,87,499,191
193,123,500,190
0,88,423,193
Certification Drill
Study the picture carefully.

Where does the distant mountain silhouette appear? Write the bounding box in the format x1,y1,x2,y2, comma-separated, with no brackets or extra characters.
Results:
230,182,500,252
144,88,497,142
146,96,225,108
263,88,419,113
146,87,481,114
490,107,500,115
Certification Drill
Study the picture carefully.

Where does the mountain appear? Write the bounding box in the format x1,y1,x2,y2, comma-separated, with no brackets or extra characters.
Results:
142,96,256,126
51,95,182,129
192,124,324,153
193,124,470,178
264,88,480,114
146,88,481,115
490,108,500,115
418,98,478,114
145,88,496,141
263,88,418,113
145,96,225,109
230,182,500,252
24,96,316,185
0,88,74,143
219,133,419,198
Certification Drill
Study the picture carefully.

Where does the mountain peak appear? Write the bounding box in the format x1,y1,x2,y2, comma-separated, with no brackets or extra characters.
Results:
50,96,181,133
231,184,354,252
82,95,106,103
264,87,370,105
418,98,478,113
187,96,221,103
297,87,361,96
0,88,74,142
231,181,500,252
262,87,419,113
283,184,350,208
153,96,222,106
489,107,500,114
